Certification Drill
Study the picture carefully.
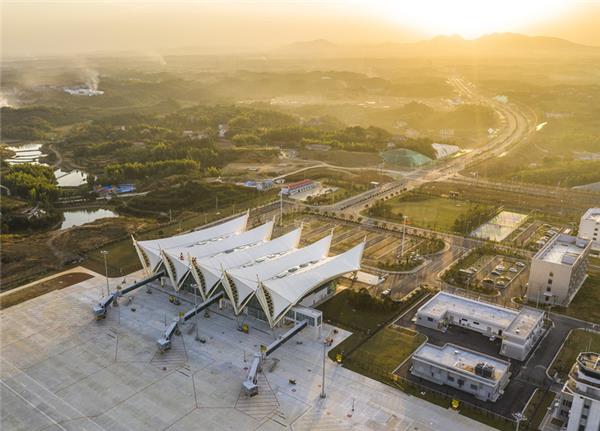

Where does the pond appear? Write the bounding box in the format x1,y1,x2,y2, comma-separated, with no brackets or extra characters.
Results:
5,143,90,187
5,143,46,164
61,208,118,230
54,168,89,187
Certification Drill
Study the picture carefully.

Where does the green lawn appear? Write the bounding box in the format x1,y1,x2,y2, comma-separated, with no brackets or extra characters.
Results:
549,328,600,380
559,272,600,324
317,288,402,333
524,389,556,431
367,196,475,232
345,326,426,374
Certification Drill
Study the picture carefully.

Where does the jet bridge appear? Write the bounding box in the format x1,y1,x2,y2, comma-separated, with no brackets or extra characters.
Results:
157,291,224,352
242,320,308,396
93,271,165,319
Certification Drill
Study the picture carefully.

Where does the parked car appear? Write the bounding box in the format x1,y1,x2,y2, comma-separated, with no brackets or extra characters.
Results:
516,261,526,268
509,267,518,273
491,270,501,276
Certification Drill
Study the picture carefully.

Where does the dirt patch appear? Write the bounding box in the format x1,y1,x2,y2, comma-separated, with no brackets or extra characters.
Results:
0,272,93,309
1,216,155,289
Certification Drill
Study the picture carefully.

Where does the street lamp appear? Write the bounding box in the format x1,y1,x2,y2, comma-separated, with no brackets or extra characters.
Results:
100,250,110,296
512,412,526,431
400,215,408,259
320,340,327,399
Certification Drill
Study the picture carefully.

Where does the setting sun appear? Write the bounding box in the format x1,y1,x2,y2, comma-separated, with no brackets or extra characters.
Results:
368,0,571,38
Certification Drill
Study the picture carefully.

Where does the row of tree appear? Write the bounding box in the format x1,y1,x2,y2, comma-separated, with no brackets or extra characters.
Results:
103,159,200,182
2,164,59,203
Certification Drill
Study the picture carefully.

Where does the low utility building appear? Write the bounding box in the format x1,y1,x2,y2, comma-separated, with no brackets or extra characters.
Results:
281,179,317,196
416,292,544,361
527,234,591,307
411,343,511,402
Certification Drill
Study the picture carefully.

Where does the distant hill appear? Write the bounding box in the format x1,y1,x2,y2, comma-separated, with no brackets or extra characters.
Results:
274,33,600,58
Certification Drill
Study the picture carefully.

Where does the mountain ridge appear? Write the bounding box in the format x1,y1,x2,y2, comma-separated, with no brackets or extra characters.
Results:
275,33,600,58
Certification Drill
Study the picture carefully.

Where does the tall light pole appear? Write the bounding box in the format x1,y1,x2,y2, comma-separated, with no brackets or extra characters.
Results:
100,250,110,296
400,215,408,259
279,191,283,227
320,340,327,399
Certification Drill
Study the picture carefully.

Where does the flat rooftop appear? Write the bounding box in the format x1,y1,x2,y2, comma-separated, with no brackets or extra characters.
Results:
582,208,600,223
413,343,510,383
578,352,600,375
418,291,518,329
504,308,544,339
0,268,495,431
534,234,590,265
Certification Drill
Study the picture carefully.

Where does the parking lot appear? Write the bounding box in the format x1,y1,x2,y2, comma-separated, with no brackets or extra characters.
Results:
276,215,435,273
473,256,528,297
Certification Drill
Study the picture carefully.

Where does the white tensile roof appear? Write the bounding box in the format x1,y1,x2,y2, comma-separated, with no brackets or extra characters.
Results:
256,241,364,327
222,234,332,316
191,227,303,304
161,220,274,291
132,212,249,273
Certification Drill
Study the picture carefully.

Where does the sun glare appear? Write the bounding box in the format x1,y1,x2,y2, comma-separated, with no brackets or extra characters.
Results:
367,0,571,38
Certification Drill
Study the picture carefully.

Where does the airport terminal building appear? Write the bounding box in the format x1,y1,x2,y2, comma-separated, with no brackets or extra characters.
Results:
416,292,545,361
133,213,364,328
411,343,511,402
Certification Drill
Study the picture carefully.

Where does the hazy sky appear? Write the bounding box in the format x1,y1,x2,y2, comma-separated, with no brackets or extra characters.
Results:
2,0,600,58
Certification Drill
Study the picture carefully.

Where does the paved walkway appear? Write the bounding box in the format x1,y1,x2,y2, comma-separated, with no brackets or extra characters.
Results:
1,269,497,431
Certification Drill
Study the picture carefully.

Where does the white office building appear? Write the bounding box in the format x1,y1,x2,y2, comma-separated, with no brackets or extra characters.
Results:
553,352,600,431
411,343,511,402
416,292,545,361
579,208,600,252
527,234,591,307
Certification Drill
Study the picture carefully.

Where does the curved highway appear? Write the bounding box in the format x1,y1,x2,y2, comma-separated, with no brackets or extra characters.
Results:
313,77,538,215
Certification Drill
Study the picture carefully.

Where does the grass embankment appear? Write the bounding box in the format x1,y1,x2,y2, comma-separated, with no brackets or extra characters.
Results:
1,217,153,290
523,389,556,431
317,287,428,368
549,328,600,380
540,272,600,325
562,273,600,324
344,326,426,377
0,272,93,309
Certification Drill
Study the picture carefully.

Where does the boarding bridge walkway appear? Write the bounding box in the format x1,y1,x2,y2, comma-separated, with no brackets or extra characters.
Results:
93,271,165,319
157,291,224,352
242,321,308,396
